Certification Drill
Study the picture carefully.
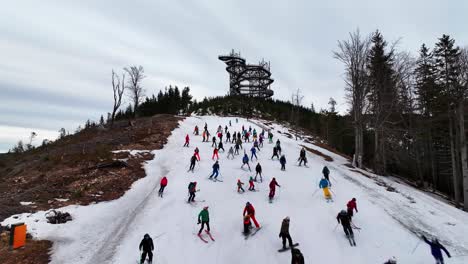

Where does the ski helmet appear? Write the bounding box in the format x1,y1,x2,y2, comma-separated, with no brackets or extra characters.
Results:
341,210,347,214
246,202,250,205
144,234,150,238
285,216,290,221
352,198,356,201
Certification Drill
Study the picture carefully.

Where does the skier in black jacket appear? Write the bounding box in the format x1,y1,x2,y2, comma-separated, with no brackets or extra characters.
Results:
139,234,154,264
337,210,354,239
291,248,304,264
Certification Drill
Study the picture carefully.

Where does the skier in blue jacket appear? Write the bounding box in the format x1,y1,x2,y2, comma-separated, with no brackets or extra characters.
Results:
250,146,258,161
242,153,251,171
209,161,220,180
422,235,451,264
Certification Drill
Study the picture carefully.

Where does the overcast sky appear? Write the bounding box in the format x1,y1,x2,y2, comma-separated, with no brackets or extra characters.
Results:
1,0,467,153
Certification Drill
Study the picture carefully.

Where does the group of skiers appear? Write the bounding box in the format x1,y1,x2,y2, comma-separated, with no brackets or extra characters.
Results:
139,120,452,264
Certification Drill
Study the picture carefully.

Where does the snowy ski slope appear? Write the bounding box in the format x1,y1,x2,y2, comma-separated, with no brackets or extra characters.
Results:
3,116,468,264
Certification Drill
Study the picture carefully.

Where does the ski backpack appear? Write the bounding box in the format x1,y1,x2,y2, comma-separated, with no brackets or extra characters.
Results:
188,182,194,190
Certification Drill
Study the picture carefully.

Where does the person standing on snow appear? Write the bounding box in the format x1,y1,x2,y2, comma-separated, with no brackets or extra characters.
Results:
422,235,451,264
255,163,263,182
158,176,168,197
268,131,273,143
188,182,197,202
259,134,264,147
194,147,201,161
224,125,228,134
237,179,245,193
291,248,305,264
197,206,210,235
183,134,190,147
212,148,219,160
212,136,217,147
202,130,206,142
139,234,154,264
276,139,282,155
234,143,240,155
347,198,358,218
227,146,235,159
322,166,331,184
279,155,287,171
218,141,225,152
298,148,307,166
237,138,243,149
209,161,220,180
337,210,354,239
243,202,260,228
226,131,231,143
253,140,260,151
241,153,251,171
193,125,199,135
272,146,280,160
269,178,281,200
250,146,258,161
279,217,294,250
189,154,197,172
248,177,255,191
319,177,332,200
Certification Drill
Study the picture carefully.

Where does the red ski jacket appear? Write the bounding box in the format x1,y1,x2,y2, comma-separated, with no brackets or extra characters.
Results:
185,135,189,142
347,200,357,212
243,204,255,216
160,177,168,186
269,180,279,190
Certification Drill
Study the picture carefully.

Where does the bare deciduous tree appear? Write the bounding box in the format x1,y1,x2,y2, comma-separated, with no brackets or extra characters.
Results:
333,29,370,168
458,47,468,210
124,65,146,117
111,70,125,127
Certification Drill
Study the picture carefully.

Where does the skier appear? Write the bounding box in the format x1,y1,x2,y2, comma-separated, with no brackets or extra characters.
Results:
183,134,190,147
212,136,217,147
259,134,264,147
244,132,250,143
243,214,252,235
347,198,358,218
234,143,240,155
268,131,273,143
236,138,243,149
232,132,236,143
193,125,199,135
298,148,307,166
197,206,210,235
158,176,167,197
319,177,332,201
227,146,235,159
248,177,255,191
280,155,287,171
237,179,245,193
189,154,197,172
139,234,154,264
218,141,225,152
229,120,232,126
243,202,260,228
212,148,219,160
291,248,305,264
194,147,201,161
250,146,258,161
272,146,280,160
219,132,223,142
241,153,251,171
187,182,197,202
279,216,294,250
209,161,220,180
224,125,228,134
322,166,331,184
276,139,282,155
226,131,231,143
337,210,355,245
422,235,451,264
204,122,208,131
255,163,263,182
383,257,397,264
202,130,206,142
269,178,281,201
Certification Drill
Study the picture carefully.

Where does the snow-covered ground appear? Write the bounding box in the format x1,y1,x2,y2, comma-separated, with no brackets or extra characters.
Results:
3,116,468,264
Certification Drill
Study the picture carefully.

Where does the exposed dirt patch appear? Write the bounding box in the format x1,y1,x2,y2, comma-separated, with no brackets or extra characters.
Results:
0,233,51,264
0,115,181,222
300,145,334,162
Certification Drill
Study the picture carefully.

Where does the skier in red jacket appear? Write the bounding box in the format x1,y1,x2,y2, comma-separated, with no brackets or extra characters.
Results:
212,148,219,160
347,198,358,218
159,176,168,197
243,202,260,228
269,178,281,200
183,134,190,147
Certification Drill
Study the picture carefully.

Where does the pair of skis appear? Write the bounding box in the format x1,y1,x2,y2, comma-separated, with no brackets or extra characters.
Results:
347,235,357,246
198,230,215,243
244,226,262,240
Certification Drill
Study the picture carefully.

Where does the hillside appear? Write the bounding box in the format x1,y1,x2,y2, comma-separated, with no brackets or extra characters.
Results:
2,116,468,264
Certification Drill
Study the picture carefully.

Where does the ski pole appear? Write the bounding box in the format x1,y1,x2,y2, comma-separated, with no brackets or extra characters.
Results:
330,189,337,198
411,238,422,254
311,188,320,197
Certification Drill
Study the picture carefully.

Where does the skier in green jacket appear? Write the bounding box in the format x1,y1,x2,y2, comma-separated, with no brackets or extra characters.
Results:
198,206,210,235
